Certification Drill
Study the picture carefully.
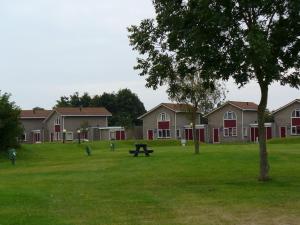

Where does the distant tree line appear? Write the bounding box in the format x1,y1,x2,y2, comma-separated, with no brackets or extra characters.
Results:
56,89,147,128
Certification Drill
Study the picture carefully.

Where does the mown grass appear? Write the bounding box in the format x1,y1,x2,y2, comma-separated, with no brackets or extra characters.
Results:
0,139,299,225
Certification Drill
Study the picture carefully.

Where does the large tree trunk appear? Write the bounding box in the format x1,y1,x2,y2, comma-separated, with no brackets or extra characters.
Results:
258,84,270,181
192,109,200,154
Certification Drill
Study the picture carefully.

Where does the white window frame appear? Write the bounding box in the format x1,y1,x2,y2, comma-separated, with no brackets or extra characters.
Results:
157,129,171,139
158,112,170,122
292,109,300,118
54,117,61,125
224,111,237,120
55,132,61,141
243,127,248,137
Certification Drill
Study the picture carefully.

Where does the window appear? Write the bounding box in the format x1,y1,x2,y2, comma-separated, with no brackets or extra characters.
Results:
291,126,300,135
224,127,237,137
158,112,170,121
176,129,181,139
223,111,237,137
55,117,61,125
158,129,170,138
55,132,60,141
224,111,237,120
292,109,300,118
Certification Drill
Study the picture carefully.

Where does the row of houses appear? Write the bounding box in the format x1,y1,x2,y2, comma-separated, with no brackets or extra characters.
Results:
20,99,300,144
138,99,300,143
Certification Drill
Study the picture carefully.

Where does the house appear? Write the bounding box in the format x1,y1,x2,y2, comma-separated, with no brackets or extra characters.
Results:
43,107,112,142
273,99,300,138
138,103,206,141
205,101,274,143
20,109,52,143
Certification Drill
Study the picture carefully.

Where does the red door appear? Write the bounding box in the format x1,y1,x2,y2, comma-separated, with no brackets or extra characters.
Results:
280,127,286,138
251,127,259,142
196,129,205,142
121,131,125,140
148,130,153,140
213,128,219,143
266,127,272,140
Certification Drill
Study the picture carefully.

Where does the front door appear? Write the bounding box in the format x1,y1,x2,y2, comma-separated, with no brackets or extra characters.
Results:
251,127,259,142
213,128,219,143
33,132,41,143
280,127,286,138
147,130,153,140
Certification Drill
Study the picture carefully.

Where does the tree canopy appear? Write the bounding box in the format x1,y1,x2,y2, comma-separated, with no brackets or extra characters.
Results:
56,89,146,127
0,92,23,151
128,0,300,181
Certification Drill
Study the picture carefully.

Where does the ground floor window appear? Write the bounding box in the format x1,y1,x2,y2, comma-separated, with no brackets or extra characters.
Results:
224,127,237,137
291,126,300,135
176,129,181,139
158,129,170,138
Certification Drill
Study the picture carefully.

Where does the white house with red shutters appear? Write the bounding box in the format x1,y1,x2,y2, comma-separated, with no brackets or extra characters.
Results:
138,103,206,142
273,99,300,138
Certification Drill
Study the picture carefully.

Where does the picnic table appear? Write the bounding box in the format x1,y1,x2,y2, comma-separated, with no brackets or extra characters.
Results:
129,144,153,157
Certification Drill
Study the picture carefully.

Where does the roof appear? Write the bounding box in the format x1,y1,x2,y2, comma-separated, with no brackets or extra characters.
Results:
54,107,112,116
43,107,112,122
20,110,52,119
272,99,300,115
205,101,258,117
138,103,195,119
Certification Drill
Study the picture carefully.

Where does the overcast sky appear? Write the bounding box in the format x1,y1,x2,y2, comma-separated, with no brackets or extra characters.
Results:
0,0,299,111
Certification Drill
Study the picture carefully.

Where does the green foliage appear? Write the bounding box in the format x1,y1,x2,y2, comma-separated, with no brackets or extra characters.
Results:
0,92,23,151
56,89,146,127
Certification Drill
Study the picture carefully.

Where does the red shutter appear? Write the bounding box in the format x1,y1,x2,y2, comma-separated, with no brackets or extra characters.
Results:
55,125,61,132
292,118,300,126
224,120,236,128
158,121,170,129
199,128,205,142
213,129,219,143
148,130,153,140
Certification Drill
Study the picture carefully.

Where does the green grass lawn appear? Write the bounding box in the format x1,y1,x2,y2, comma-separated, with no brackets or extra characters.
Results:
0,139,300,225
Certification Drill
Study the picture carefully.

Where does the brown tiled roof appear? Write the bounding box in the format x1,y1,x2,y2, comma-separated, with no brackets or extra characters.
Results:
228,101,258,110
20,110,53,118
161,103,193,112
55,107,112,116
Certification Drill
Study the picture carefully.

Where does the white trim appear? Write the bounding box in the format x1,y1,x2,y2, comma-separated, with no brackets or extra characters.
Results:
213,128,220,144
184,124,205,129
138,103,178,119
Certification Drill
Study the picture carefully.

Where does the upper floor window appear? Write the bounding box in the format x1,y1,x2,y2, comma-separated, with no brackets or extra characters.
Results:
292,109,300,118
158,112,170,121
224,111,237,120
55,117,61,125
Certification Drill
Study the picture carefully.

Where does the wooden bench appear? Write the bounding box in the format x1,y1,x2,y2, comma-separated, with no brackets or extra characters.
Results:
129,144,154,157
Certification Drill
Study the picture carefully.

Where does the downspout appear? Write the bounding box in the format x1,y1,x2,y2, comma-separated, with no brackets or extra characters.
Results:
242,110,244,141
174,112,177,139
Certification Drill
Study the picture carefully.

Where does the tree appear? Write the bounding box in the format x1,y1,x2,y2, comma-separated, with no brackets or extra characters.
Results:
0,92,23,151
115,89,146,127
55,90,146,127
168,73,227,154
129,0,300,181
